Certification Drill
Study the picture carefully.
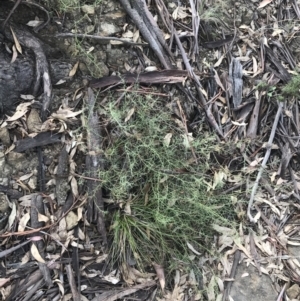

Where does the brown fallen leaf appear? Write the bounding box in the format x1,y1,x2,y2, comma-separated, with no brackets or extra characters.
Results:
153,262,165,291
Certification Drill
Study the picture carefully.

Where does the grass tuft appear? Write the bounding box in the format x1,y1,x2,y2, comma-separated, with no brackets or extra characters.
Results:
94,90,237,269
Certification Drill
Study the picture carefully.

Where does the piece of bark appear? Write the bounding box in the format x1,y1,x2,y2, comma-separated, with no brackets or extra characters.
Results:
66,264,81,301
85,88,107,245
14,132,62,152
1,24,52,115
55,146,70,206
229,58,243,108
89,70,189,89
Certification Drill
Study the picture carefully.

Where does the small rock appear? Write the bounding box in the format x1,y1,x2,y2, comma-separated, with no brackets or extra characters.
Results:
81,5,95,15
287,284,300,299
0,193,9,213
230,263,277,301
7,152,26,171
0,127,10,146
99,22,120,36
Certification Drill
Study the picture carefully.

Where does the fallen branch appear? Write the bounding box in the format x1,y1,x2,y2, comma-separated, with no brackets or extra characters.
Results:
89,70,189,89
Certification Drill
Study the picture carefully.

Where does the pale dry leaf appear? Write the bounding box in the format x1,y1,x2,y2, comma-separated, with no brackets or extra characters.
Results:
172,7,179,20
31,243,45,263
258,0,273,9
20,94,35,100
69,61,79,77
21,251,30,264
87,46,94,53
164,133,172,147
11,45,18,63
133,29,140,43
249,157,263,167
19,173,34,181
252,57,258,73
214,70,225,91
252,211,261,223
53,279,65,296
176,7,189,19
55,79,66,85
8,201,16,229
212,224,236,236
231,121,247,126
153,262,165,291
18,212,30,232
145,66,158,72
70,176,78,197
103,269,120,284
10,27,22,54
38,213,49,223
122,30,134,38
26,20,43,27
77,207,83,221
124,107,135,123
187,242,201,255
6,101,33,122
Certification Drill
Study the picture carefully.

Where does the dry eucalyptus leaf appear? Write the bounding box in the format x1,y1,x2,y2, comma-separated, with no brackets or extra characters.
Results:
11,45,18,63
8,202,16,229
124,108,135,123
10,27,22,54
26,20,43,27
18,212,30,232
164,133,172,147
153,262,165,291
69,61,79,77
6,101,34,122
70,177,78,197
31,243,45,263
187,242,201,255
38,213,49,223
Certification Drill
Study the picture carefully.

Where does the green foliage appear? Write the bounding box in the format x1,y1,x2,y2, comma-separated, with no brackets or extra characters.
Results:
55,0,102,12
96,91,236,268
198,0,230,25
282,75,300,98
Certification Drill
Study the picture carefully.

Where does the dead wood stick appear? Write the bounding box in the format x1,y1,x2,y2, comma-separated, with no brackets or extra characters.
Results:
247,101,284,222
222,249,240,301
246,95,262,138
89,70,189,89
66,264,81,301
119,0,172,69
2,25,52,117
85,88,107,245
56,33,146,46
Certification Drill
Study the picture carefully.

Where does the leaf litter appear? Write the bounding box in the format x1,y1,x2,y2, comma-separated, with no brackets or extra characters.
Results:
1,0,300,300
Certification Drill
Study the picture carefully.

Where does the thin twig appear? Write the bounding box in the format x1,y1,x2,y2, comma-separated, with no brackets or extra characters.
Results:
247,101,284,222
55,33,146,46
